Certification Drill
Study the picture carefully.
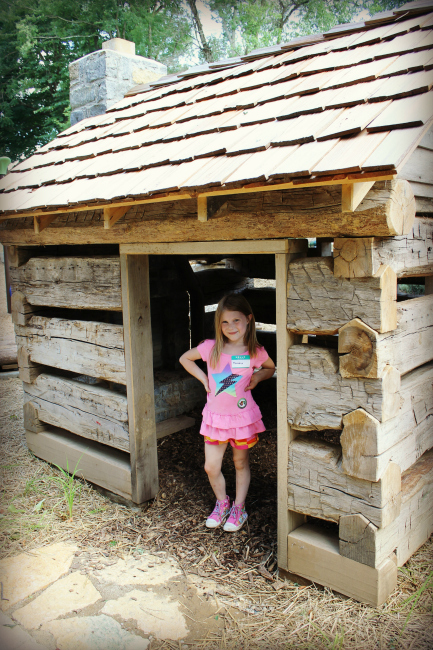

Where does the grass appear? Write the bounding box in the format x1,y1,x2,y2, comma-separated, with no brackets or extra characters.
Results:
49,458,83,520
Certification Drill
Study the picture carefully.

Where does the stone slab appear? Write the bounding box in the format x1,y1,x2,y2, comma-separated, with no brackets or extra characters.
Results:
42,615,149,650
0,543,78,610
0,611,46,650
13,572,101,629
93,553,182,586
101,589,188,641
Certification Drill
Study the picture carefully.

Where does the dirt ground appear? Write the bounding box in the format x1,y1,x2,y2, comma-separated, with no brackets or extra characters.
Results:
1,374,433,649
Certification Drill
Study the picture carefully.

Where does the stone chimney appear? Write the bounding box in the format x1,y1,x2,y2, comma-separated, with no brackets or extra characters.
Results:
69,38,167,125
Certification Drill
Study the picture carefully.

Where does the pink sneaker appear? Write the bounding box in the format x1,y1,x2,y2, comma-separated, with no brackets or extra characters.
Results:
223,503,248,532
206,496,230,529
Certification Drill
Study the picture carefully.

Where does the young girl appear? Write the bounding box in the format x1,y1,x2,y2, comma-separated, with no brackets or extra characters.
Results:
179,293,275,532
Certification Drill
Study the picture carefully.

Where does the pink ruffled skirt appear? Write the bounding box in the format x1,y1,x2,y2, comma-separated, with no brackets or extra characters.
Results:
200,404,266,441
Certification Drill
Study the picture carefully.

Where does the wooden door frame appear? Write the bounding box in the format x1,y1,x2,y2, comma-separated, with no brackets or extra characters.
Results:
120,239,303,568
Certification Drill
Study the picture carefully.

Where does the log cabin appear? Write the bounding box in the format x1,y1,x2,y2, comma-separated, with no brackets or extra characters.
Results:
1,0,432,606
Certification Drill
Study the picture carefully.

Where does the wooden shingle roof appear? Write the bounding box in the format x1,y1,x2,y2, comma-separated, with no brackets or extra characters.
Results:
1,0,433,220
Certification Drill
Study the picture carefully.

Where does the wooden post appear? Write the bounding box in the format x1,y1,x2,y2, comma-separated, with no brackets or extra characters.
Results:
120,254,158,503
275,252,304,571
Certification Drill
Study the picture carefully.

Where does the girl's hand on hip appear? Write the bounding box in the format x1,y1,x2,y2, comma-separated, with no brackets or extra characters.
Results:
245,374,259,391
202,376,211,393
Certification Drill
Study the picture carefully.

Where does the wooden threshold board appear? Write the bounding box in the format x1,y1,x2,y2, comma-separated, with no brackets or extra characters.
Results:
0,171,396,221
287,523,397,607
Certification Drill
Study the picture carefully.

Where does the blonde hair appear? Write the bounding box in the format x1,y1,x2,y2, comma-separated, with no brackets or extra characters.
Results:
209,293,261,368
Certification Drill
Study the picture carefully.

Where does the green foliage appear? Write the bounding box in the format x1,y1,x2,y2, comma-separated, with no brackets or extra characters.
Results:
50,457,83,519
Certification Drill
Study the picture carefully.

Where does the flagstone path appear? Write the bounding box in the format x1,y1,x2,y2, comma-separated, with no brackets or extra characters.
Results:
0,542,225,649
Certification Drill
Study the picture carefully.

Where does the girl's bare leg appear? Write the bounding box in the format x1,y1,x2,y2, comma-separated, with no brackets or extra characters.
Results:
204,442,228,501
232,447,250,505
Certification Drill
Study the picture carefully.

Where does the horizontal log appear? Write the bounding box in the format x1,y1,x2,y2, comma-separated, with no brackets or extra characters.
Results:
16,345,43,383
0,181,415,246
287,345,401,430
287,523,397,607
340,362,433,481
25,426,132,500
11,291,44,325
287,435,401,528
339,449,433,568
333,217,433,279
15,317,127,384
287,258,397,335
339,294,433,378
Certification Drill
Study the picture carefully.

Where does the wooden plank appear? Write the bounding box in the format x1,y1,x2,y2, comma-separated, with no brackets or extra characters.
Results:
15,317,126,384
341,181,375,212
333,217,433,278
339,449,433,568
34,215,58,234
367,91,433,131
25,427,132,500
120,254,158,503
120,239,292,255
287,523,397,606
16,345,43,383
11,291,43,326
398,145,433,184
288,435,401,528
338,294,433,378
317,102,392,141
287,345,401,430
197,196,208,222
410,181,433,198
287,258,397,335
313,131,390,175
276,253,304,571
10,256,123,310
340,363,433,481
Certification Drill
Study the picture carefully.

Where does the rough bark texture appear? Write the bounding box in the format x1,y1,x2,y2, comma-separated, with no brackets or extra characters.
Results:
340,362,433,481
287,345,401,430
287,435,401,528
287,257,397,334
338,294,433,379
0,181,415,245
333,217,433,278
339,449,433,567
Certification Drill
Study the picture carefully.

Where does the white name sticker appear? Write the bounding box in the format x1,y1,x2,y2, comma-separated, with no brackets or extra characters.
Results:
231,355,250,369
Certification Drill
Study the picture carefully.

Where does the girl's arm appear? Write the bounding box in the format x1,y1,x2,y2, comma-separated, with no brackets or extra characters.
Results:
179,347,211,393
245,357,275,392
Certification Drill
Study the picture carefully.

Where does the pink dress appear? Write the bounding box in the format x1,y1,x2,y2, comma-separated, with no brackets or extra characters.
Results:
197,339,269,441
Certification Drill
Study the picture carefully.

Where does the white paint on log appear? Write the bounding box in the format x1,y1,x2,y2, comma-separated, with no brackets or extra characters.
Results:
15,316,127,384
333,217,433,278
287,523,397,607
341,363,433,481
10,256,122,310
339,294,433,379
287,257,397,334
339,449,433,568
287,345,401,430
287,435,401,528
25,427,132,500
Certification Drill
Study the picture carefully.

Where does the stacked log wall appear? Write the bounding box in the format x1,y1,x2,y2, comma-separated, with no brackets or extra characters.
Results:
285,214,433,605
9,249,203,499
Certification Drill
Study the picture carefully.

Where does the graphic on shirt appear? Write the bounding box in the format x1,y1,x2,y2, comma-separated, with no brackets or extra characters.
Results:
212,363,242,397
237,398,247,409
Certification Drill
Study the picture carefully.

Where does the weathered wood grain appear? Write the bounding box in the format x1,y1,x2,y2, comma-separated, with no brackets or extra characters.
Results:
287,258,397,334
340,362,433,481
287,345,401,430
10,256,122,310
333,217,433,278
0,181,416,246
287,523,397,607
339,294,433,378
287,435,401,528
15,316,127,384
339,449,433,567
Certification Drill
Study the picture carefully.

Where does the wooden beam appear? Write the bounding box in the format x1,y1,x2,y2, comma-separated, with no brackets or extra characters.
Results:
0,172,396,221
275,252,304,571
341,181,375,212
120,239,295,255
120,254,158,504
197,196,207,222
103,206,130,229
34,214,57,234
287,523,397,607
